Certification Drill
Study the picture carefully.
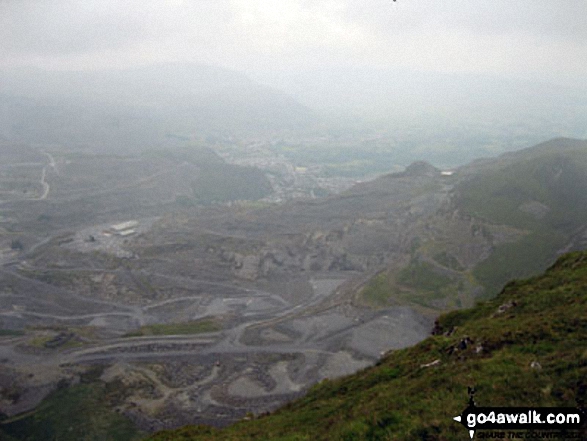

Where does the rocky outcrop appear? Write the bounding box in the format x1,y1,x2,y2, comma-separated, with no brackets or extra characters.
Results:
400,161,441,178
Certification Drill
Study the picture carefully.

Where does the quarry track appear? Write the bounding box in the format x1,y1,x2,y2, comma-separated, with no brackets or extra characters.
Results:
59,336,338,365
36,152,55,200
0,158,437,428
0,264,295,331
1,257,338,344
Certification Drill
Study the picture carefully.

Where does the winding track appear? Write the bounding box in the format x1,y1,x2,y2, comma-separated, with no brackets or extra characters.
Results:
37,152,56,200
1,257,357,369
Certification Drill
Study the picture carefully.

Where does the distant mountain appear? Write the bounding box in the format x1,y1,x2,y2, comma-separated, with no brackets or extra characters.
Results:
146,250,587,440
255,68,587,166
259,68,587,126
0,64,316,151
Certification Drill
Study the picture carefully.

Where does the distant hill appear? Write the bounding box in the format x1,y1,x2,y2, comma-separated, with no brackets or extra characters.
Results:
147,250,587,440
352,137,587,311
455,138,587,295
0,64,316,152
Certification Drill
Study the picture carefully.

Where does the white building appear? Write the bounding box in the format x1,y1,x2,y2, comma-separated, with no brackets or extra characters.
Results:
110,221,139,233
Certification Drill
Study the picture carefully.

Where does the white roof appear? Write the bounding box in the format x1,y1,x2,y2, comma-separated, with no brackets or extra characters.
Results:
111,221,139,231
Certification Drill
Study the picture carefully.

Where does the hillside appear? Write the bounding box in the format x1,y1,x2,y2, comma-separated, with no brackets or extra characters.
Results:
0,64,316,151
2,139,587,440
357,138,587,310
457,138,587,295
147,250,587,440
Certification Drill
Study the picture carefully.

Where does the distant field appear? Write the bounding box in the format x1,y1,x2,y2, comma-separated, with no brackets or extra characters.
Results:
269,143,400,178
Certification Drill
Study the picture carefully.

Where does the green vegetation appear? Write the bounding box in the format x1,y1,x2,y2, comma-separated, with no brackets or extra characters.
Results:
0,380,144,441
142,146,273,204
472,230,566,298
148,251,587,440
458,148,587,295
323,160,386,178
26,331,87,350
432,251,463,271
142,146,223,165
395,260,458,309
0,329,24,337
360,272,393,307
396,261,452,293
191,163,272,204
26,335,54,348
360,261,459,310
269,143,399,178
124,317,222,337
459,151,587,230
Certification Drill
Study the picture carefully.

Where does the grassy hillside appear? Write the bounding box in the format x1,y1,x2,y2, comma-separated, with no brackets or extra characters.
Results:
0,369,145,441
190,163,272,204
458,145,587,295
458,149,587,231
356,140,587,310
147,250,587,440
144,146,273,205
0,64,316,151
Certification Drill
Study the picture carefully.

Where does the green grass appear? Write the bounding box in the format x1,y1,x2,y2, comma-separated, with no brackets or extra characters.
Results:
396,261,452,293
457,149,587,296
191,163,272,204
147,251,587,440
458,150,587,231
472,229,566,297
124,317,222,337
432,251,463,271
269,143,398,178
360,262,458,310
141,146,223,165
0,381,144,441
143,146,272,204
360,272,393,307
323,160,387,178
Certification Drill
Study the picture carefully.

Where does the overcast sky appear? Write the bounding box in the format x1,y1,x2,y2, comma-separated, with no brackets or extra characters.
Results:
1,0,586,89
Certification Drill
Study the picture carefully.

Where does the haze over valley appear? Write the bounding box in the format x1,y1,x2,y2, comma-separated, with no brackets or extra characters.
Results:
1,1,587,440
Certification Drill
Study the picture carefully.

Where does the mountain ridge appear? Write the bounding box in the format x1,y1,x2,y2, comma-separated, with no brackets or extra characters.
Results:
0,63,316,151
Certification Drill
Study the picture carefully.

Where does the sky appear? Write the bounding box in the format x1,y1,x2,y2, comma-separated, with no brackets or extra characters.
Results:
1,0,587,90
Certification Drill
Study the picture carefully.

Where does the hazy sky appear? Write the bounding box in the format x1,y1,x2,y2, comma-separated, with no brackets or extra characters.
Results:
1,0,586,88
